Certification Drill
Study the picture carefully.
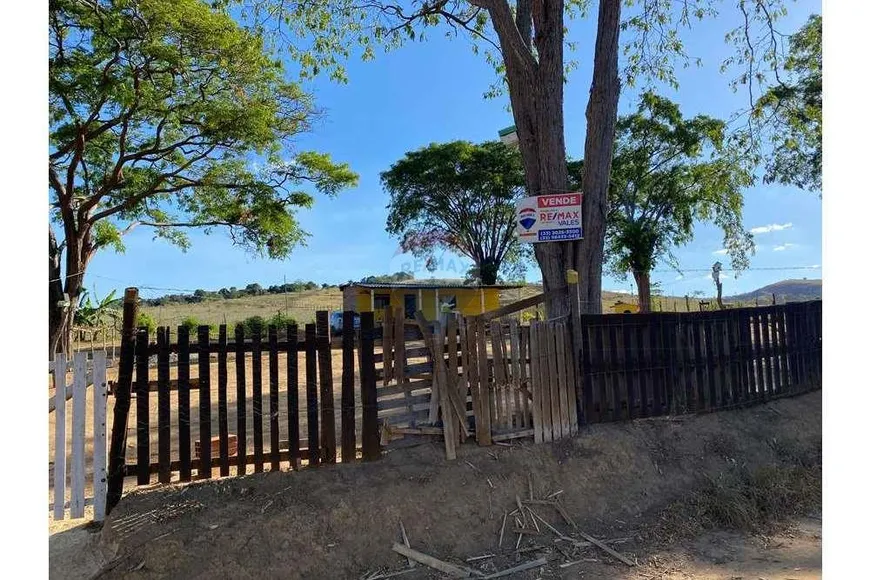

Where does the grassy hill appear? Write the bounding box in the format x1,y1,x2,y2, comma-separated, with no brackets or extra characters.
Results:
727,278,822,305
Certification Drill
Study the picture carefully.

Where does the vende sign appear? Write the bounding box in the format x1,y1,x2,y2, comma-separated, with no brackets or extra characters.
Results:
515,192,583,243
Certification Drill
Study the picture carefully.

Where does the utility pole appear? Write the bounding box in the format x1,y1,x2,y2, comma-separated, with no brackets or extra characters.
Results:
712,262,723,310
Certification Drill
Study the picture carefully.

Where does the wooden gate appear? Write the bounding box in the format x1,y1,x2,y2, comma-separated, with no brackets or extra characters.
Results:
376,285,581,457
50,351,109,522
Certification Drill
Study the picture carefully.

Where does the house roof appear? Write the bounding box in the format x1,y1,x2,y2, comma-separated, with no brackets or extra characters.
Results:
339,279,524,291
497,125,517,137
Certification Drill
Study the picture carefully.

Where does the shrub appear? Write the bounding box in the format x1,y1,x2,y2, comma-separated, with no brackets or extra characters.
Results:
268,312,296,329
240,315,266,336
136,312,157,333
180,316,200,332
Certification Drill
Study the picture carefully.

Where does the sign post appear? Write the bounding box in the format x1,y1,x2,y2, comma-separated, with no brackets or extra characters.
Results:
515,193,583,243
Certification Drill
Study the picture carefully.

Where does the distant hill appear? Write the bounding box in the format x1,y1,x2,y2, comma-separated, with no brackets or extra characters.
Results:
727,279,822,304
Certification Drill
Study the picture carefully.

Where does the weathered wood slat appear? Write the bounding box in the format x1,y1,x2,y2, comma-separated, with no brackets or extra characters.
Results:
474,288,567,322
287,324,300,468
268,325,281,470
135,328,150,485
157,328,171,484
251,327,264,473
305,323,320,466
447,315,463,443
538,321,554,441
475,317,492,446
234,325,247,475
53,354,67,520
92,351,108,522
316,312,336,464
555,322,572,436
197,326,212,479
178,327,192,481
360,312,380,461
341,314,356,462
70,352,87,519
215,326,229,477
383,306,394,386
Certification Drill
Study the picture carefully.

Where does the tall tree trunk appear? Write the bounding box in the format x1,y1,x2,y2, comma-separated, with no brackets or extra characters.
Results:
633,268,652,313
479,257,499,285
49,228,69,357
576,0,622,316
716,281,724,309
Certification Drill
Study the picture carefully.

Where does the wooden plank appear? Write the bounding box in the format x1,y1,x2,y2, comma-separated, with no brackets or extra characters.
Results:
360,312,380,461
316,312,337,464
664,314,679,414
268,325,281,470
235,325,248,475
464,317,482,439
739,309,755,403
580,319,594,424
649,315,665,416
394,306,413,427
475,317,493,446
529,323,543,442
540,322,555,441
251,326,264,473
106,288,138,515
621,318,637,419
383,306,394,386
519,324,531,428
716,317,730,407
340,314,356,462
702,316,718,410
92,351,108,522
548,323,564,440
433,324,457,460
447,315,463,443
727,310,743,407
607,321,622,421
490,321,508,429
760,310,774,399
775,307,790,393
197,326,212,480
391,543,471,578
751,312,764,401
555,322,572,437
509,319,523,428
178,326,192,481
305,323,320,466
70,352,87,518
563,322,579,435
593,320,608,421
768,310,783,395
135,328,150,485
157,327,171,483
475,288,567,322
286,324,300,468
53,354,67,520
217,325,230,477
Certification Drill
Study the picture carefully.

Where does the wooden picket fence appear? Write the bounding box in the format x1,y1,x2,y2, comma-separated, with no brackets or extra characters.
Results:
578,300,822,422
50,351,109,521
118,311,379,486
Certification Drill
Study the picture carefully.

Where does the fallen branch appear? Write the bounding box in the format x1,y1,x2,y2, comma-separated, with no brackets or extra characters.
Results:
481,557,548,579
391,543,471,578
399,521,415,568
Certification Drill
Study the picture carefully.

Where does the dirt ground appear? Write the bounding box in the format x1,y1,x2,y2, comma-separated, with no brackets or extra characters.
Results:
49,390,821,580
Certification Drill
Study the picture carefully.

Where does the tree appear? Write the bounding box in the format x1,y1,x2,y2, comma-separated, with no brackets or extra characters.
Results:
382,141,528,285
231,0,792,323
49,0,358,355
606,93,754,312
753,14,821,192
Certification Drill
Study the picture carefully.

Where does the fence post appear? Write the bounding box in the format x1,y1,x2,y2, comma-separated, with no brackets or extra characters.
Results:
360,312,380,461
106,288,138,515
565,270,583,427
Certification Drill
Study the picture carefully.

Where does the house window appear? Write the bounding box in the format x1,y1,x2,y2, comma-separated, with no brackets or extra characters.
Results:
439,294,457,312
374,294,391,310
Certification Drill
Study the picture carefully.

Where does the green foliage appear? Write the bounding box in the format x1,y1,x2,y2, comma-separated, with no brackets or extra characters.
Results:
268,312,296,328
606,92,755,283
357,272,414,284
180,316,201,333
754,14,822,192
49,0,358,262
240,315,267,336
381,141,527,285
137,312,158,334
74,288,119,328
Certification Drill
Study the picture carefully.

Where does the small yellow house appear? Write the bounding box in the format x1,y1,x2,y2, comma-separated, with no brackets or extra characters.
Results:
339,279,522,323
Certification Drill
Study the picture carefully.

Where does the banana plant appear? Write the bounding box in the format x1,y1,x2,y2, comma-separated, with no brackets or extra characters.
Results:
74,288,120,328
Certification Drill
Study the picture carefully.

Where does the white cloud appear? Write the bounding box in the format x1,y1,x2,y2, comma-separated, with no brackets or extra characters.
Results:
674,275,684,281
811,264,821,269
712,248,728,255
773,243,797,251
750,222,793,235
606,288,632,294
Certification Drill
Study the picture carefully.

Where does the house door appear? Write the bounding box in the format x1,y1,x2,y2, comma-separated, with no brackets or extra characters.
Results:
404,294,417,319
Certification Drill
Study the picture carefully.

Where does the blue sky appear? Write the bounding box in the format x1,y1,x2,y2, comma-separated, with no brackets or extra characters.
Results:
84,2,821,302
